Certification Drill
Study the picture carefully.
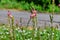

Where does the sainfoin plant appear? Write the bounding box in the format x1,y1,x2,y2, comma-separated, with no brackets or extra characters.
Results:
0,10,60,40
7,10,15,40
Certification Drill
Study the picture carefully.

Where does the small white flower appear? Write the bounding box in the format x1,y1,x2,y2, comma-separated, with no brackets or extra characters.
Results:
52,32,54,35
48,33,50,36
3,28,7,30
44,30,46,32
6,32,9,34
0,32,3,34
23,30,26,33
18,30,22,32
30,38,32,40
17,27,20,29
34,33,37,37
35,28,37,30
6,29,9,30
28,39,31,40
2,26,5,27
16,28,18,30
40,32,42,34
1,36,3,38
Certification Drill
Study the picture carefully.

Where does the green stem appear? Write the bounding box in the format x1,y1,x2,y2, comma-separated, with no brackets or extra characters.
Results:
11,17,15,40
37,27,40,40
20,17,22,27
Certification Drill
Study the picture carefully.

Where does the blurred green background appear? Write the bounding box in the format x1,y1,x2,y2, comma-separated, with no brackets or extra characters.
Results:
0,0,60,13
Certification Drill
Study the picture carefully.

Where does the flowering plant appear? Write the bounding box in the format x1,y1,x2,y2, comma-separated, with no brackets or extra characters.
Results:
8,11,13,18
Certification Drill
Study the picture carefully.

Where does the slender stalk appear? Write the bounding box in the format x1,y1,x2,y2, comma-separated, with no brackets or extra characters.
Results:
11,16,15,40
32,28,35,40
27,18,31,27
7,16,12,40
52,0,55,15
20,17,22,27
8,16,10,26
51,0,55,40
37,27,40,40
9,16,15,40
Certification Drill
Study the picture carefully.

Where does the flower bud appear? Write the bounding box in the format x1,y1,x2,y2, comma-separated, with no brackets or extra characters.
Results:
8,11,11,16
30,13,36,18
7,11,13,18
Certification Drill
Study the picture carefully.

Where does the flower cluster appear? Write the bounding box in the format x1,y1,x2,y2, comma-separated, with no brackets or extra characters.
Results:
30,10,37,18
30,13,36,18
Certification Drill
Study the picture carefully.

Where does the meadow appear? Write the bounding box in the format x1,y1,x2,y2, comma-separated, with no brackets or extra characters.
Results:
0,0,60,40
0,11,60,40
0,24,60,40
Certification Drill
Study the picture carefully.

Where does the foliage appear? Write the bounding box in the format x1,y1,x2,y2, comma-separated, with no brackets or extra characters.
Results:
0,0,60,13
47,4,60,13
0,25,60,40
19,1,30,10
1,0,11,5
35,5,43,12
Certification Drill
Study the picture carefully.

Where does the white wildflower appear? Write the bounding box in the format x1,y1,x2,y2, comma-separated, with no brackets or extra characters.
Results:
2,26,5,27
34,33,37,37
44,30,46,32
48,33,50,36
0,32,3,34
40,32,42,34
35,28,37,30
52,32,54,35
1,36,3,38
28,39,31,40
17,27,20,29
15,28,18,30
6,32,9,34
23,30,26,33
3,28,7,30
30,38,32,40
6,29,9,30
18,30,22,32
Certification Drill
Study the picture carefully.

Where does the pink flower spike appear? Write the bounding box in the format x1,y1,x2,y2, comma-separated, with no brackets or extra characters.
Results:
58,4,60,6
7,10,13,18
9,15,13,18
30,13,36,18
8,10,11,16
30,14,34,18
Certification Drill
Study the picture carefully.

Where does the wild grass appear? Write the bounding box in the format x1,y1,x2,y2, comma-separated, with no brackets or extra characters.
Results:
0,25,60,40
